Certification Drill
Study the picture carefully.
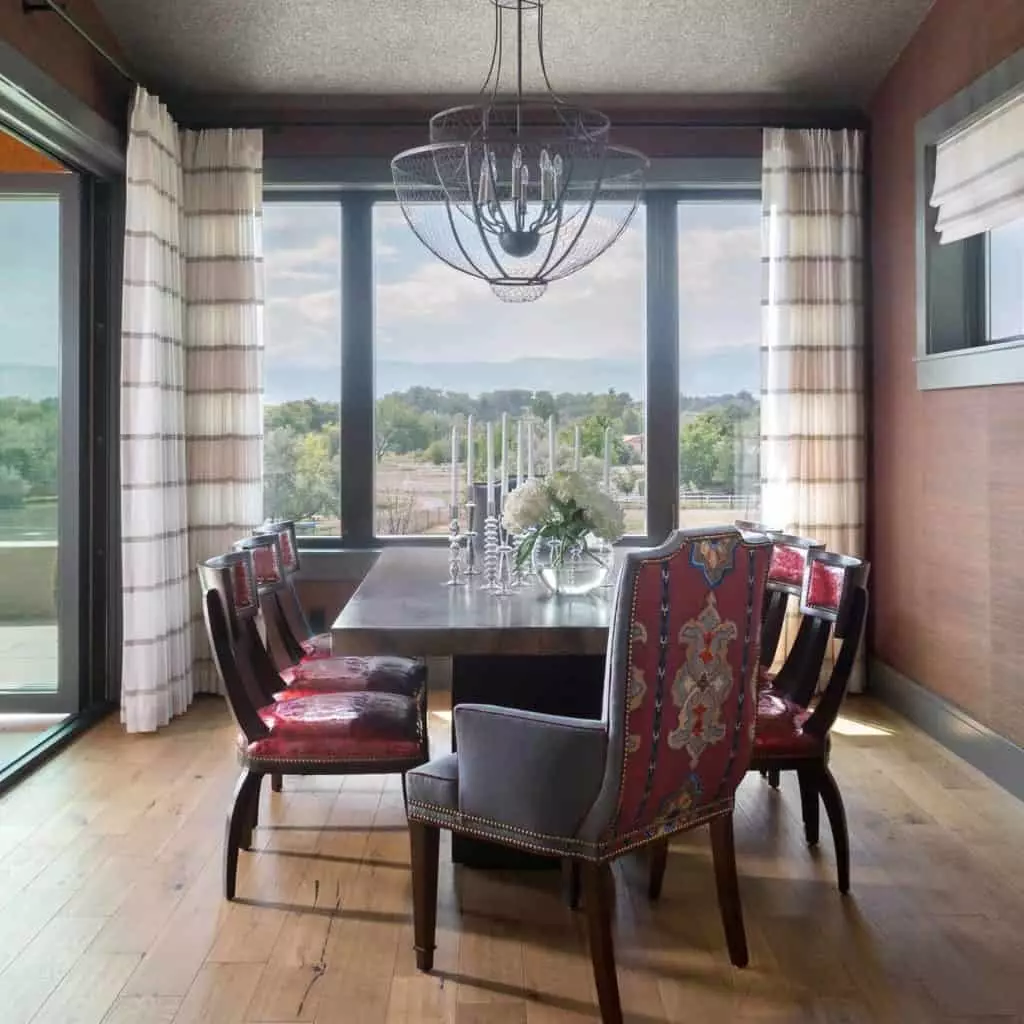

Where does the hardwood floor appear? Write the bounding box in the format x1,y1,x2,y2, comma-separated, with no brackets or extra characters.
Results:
1,695,1023,1023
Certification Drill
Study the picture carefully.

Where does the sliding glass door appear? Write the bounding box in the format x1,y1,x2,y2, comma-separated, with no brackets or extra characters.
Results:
0,173,80,713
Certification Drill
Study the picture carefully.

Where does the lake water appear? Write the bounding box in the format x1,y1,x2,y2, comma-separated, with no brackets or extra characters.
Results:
0,503,58,543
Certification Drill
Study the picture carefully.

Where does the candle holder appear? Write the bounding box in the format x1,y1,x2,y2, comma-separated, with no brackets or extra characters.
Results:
482,511,500,590
445,506,465,586
462,500,480,575
494,534,515,596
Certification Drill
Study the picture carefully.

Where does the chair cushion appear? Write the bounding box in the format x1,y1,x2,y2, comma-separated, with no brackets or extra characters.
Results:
300,633,333,659
242,691,424,766
279,656,426,698
752,691,823,758
406,753,459,811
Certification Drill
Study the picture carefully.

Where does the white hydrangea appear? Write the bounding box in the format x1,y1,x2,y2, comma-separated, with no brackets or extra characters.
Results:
502,471,625,542
501,477,552,534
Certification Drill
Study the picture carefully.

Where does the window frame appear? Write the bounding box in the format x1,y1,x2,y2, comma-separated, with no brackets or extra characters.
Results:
263,158,762,551
916,46,1024,391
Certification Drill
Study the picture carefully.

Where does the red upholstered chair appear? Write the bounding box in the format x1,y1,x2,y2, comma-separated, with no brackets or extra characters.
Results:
404,526,772,1024
261,520,333,659
198,550,429,900
749,549,869,893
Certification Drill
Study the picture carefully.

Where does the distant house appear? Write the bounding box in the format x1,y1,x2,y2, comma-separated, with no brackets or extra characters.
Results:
622,434,644,456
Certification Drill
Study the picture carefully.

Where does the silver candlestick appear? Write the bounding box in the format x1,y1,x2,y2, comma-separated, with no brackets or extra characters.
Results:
482,512,500,590
494,534,515,596
462,500,479,575
445,506,464,586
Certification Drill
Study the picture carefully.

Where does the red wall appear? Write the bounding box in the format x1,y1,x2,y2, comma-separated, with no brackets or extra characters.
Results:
0,0,129,125
869,0,1024,745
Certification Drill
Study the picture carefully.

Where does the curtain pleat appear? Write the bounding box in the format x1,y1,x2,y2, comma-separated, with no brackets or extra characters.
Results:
760,128,866,691
119,87,264,729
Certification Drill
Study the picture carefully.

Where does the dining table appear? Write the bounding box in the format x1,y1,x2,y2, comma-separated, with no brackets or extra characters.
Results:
331,545,632,868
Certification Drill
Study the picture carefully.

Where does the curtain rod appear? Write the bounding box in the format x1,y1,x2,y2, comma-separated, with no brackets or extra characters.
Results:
23,0,137,85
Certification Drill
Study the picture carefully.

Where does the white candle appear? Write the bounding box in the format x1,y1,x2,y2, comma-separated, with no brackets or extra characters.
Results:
450,425,458,509
548,415,556,475
516,418,524,488
573,424,581,471
500,412,509,501
526,418,534,480
486,421,495,514
466,414,474,496
603,426,611,490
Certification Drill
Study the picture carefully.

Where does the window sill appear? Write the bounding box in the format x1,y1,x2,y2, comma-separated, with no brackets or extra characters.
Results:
916,337,1024,390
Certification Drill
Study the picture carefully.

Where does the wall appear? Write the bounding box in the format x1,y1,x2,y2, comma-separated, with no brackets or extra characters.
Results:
869,0,1024,746
0,0,129,125
0,129,66,171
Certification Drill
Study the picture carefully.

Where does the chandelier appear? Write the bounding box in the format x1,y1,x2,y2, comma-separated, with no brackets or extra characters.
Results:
391,0,648,303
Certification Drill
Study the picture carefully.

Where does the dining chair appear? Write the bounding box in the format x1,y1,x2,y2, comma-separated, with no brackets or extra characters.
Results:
262,519,333,659
747,549,869,893
403,525,772,1024
198,549,429,900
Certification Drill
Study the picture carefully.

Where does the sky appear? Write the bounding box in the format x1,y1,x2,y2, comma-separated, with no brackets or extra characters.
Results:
264,198,763,404
0,196,60,399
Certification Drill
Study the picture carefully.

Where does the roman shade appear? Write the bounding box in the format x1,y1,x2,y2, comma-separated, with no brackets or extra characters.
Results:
930,86,1024,244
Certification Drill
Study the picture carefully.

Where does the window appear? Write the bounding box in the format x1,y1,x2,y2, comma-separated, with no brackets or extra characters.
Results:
677,200,762,526
372,202,647,537
986,217,1024,343
263,202,342,535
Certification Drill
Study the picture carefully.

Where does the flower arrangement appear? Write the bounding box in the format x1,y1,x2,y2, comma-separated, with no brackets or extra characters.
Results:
502,471,625,571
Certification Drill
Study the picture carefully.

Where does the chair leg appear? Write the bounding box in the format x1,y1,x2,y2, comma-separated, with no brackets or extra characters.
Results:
767,768,781,789
648,837,669,901
562,859,581,910
225,769,261,901
409,821,440,971
818,764,851,894
271,773,283,793
241,772,263,852
796,764,821,846
709,812,749,968
580,862,622,1024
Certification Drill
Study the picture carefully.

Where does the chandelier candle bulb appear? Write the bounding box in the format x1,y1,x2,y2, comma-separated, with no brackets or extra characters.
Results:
486,421,495,515
466,414,474,494
516,418,524,489
603,426,611,490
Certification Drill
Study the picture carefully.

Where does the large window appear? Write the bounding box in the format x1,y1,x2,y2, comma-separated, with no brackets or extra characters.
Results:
678,201,762,526
373,203,647,537
987,217,1024,344
263,202,342,536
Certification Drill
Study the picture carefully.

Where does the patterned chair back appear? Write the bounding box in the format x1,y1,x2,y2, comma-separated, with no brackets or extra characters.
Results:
264,520,301,574
580,526,771,858
261,520,315,641
233,533,286,594
196,552,271,741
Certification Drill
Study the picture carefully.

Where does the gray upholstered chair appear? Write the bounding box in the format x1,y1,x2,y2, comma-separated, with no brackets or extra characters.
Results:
404,525,772,1024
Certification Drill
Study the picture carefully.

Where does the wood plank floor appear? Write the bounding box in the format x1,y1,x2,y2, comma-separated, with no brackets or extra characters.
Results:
1,695,1023,1023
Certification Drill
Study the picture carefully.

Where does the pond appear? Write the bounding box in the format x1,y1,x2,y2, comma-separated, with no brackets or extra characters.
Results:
0,503,58,543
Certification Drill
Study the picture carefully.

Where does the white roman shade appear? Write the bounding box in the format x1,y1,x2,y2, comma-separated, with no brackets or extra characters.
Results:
931,87,1024,244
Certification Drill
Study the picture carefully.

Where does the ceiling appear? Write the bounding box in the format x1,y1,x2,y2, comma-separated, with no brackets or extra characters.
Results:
91,0,934,111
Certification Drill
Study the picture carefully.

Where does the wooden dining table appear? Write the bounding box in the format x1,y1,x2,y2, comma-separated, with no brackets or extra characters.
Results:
331,545,629,868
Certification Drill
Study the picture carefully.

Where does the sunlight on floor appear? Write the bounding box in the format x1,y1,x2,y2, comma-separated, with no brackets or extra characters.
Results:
430,709,453,723
832,714,893,738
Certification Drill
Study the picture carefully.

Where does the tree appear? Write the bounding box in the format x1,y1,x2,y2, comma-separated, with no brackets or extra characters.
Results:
529,391,557,422
680,410,737,491
375,396,430,460
613,467,642,496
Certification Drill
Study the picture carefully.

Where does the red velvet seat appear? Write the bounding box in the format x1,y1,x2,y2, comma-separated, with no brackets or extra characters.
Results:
752,690,819,757
278,654,425,697
244,691,424,764
300,633,333,660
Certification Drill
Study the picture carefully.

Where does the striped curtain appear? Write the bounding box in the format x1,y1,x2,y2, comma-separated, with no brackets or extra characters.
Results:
760,128,866,691
120,91,192,732
120,87,263,730
181,129,264,694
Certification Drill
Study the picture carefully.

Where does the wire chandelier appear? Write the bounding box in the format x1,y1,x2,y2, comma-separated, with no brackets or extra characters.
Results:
391,0,648,303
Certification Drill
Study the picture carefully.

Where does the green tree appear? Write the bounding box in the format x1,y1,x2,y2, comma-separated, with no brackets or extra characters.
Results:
680,410,737,491
375,396,430,460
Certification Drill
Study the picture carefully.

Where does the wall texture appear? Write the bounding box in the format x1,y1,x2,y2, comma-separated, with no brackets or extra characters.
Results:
869,0,1024,746
0,129,66,171
0,0,129,125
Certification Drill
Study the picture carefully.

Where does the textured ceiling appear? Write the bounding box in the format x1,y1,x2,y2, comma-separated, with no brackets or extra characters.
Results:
90,0,933,109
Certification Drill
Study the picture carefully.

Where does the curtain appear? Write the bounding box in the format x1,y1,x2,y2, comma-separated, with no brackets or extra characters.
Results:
181,129,264,693
119,87,264,729
120,91,192,732
760,128,866,691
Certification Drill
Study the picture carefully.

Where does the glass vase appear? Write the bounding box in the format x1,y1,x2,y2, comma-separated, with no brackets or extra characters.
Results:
530,532,614,596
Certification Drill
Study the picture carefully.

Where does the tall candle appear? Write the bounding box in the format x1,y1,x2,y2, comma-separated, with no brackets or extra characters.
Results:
500,412,509,501
526,418,534,480
516,418,524,488
573,424,581,471
466,414,474,495
486,421,495,513
548,415,556,475
450,425,458,508
603,426,611,490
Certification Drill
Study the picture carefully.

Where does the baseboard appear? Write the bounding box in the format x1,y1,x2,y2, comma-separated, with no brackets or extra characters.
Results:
870,658,1024,803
